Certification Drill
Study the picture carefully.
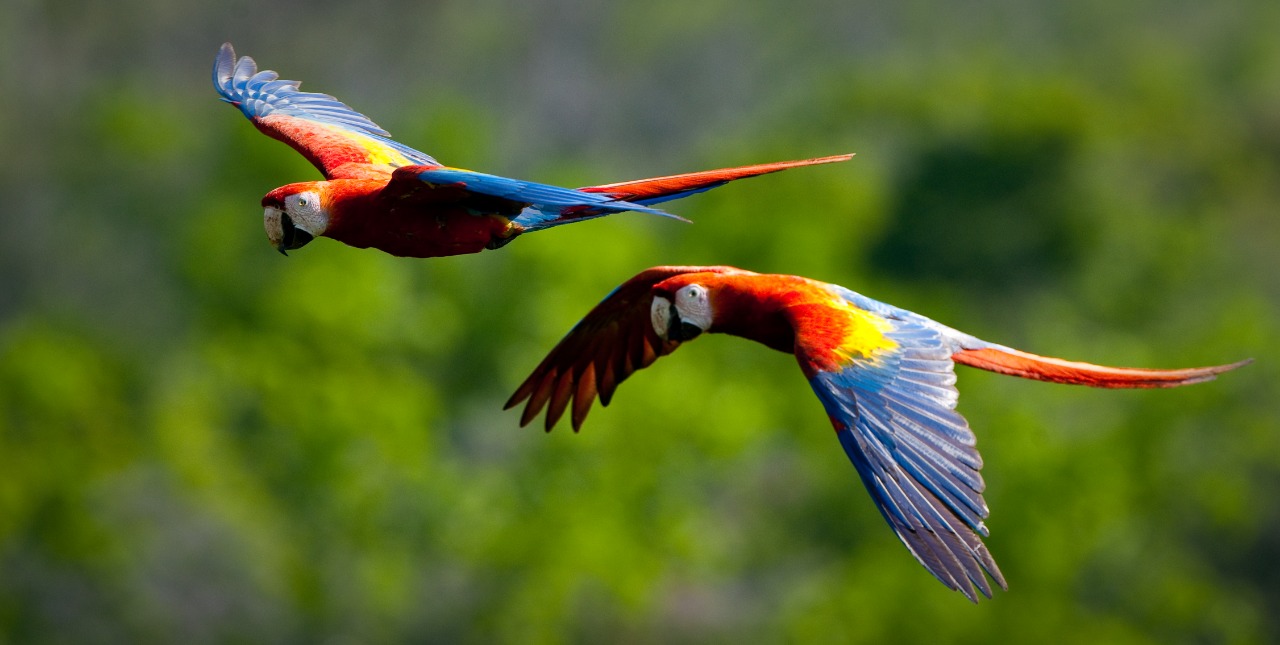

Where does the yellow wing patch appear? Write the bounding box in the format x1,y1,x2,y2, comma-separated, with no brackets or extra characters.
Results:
789,295,899,373
314,122,417,168
833,302,899,363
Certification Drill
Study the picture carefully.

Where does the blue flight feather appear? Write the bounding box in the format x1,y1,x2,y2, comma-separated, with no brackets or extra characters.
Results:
213,43,439,167
413,167,688,231
804,311,1003,601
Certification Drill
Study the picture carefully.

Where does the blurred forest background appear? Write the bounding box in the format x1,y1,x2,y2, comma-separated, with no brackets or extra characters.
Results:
2,0,1278,642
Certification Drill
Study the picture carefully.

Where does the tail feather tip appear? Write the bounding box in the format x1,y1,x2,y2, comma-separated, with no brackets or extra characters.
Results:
953,347,1251,389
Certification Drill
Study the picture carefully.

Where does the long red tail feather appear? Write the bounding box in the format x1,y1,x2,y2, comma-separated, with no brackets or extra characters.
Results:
953,346,1250,388
580,154,854,202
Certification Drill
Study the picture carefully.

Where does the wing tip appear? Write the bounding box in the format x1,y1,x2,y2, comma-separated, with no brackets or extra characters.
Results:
211,43,402,144
502,391,527,411
213,42,237,91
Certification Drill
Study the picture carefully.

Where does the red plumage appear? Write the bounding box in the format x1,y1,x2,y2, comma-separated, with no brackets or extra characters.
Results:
506,265,1249,602
215,43,852,258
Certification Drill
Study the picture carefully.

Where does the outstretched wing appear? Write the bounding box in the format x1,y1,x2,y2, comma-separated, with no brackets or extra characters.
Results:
506,266,743,431
400,166,684,220
213,43,438,180
795,295,1006,602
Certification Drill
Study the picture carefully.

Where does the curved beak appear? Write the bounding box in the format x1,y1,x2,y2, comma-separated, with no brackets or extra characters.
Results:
666,302,704,342
277,213,314,256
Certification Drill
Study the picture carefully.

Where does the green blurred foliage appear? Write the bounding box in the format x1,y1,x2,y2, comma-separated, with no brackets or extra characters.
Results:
2,0,1278,642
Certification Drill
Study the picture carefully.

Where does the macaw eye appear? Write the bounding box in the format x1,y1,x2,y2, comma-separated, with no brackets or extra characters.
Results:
669,283,713,333
298,197,308,208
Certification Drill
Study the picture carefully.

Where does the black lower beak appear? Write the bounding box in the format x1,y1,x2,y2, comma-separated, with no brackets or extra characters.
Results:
278,214,314,255
666,304,703,342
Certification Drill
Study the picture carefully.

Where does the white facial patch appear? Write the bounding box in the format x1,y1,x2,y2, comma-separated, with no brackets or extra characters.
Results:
673,284,712,331
284,190,327,236
650,295,672,339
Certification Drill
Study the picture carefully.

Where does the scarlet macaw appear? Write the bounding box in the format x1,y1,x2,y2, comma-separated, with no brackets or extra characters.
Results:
213,44,851,257
506,266,1249,602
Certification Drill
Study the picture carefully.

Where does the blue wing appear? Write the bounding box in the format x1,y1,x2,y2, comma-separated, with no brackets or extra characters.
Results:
213,43,439,175
412,167,688,228
801,313,1006,602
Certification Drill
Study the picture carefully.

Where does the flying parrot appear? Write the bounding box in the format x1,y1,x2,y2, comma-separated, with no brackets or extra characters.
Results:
505,266,1249,602
213,44,851,257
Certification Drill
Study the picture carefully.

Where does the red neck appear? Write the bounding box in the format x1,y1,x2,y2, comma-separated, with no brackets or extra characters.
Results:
315,179,388,240
704,274,822,353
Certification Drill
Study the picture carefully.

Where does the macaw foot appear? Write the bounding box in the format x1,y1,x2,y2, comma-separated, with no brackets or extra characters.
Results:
486,222,526,250
486,233,520,250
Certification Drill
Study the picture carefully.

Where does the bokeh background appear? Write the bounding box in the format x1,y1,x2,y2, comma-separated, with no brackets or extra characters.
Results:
2,0,1278,642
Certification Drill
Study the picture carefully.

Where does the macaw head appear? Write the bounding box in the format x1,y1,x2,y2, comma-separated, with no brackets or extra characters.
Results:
651,279,713,342
262,183,329,255
649,271,797,353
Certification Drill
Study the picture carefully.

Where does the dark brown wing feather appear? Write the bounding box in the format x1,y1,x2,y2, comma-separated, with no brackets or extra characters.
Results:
506,266,742,431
